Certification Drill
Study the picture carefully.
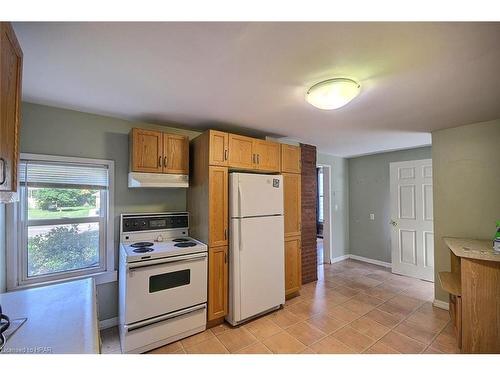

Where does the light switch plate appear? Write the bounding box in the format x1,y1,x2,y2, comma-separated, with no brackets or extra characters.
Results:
369,213,375,220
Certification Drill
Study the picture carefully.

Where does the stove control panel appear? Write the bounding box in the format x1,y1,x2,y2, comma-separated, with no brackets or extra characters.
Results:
121,213,189,233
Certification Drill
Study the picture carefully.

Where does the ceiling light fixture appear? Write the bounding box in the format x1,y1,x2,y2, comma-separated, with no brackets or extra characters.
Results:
306,78,361,110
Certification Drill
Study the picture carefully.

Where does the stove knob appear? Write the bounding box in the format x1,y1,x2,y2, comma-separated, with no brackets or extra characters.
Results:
156,235,164,242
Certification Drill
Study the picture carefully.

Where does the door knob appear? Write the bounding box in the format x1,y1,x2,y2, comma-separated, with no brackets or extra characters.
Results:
390,220,398,227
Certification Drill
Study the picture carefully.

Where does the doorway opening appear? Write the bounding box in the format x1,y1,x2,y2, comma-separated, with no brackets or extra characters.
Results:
316,165,332,265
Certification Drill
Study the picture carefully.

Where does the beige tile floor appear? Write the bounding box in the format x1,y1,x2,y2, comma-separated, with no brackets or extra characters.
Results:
101,259,458,354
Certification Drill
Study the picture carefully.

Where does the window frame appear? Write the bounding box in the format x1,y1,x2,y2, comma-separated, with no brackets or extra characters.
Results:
6,153,116,290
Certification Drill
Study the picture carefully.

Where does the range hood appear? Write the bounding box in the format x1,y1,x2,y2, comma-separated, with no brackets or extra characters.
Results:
128,172,189,188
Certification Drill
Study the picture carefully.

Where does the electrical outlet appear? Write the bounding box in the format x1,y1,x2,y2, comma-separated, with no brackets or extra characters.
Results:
369,213,375,220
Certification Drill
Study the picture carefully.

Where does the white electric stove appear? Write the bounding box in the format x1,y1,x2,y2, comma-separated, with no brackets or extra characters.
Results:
118,212,208,354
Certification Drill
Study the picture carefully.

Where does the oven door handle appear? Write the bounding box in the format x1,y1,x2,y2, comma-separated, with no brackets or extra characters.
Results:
125,303,207,332
127,252,207,271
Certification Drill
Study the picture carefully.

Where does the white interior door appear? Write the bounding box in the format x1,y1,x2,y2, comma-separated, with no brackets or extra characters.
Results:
390,159,434,281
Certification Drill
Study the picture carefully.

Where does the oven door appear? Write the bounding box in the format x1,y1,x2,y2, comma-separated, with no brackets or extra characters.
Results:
124,252,208,324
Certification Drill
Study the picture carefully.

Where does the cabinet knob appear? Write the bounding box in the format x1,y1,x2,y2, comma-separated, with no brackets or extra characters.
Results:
224,149,228,160
158,156,162,167
164,156,167,167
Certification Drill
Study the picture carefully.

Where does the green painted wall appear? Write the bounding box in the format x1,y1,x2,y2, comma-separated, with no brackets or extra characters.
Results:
316,153,349,259
348,146,432,263
18,102,201,320
432,119,500,302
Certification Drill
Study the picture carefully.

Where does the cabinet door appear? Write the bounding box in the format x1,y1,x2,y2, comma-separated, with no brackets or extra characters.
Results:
130,128,163,173
254,140,280,172
281,144,301,174
163,133,189,174
227,134,255,170
0,23,22,192
285,236,302,296
208,245,228,320
283,173,301,237
209,130,228,166
209,166,228,247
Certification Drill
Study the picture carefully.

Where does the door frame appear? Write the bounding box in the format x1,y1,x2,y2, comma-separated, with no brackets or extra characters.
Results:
317,164,332,264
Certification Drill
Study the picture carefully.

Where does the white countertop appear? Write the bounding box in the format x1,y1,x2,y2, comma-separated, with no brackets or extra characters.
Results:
0,278,100,354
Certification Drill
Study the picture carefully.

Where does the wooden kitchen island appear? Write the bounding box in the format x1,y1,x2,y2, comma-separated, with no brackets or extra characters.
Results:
439,237,500,353
0,278,100,354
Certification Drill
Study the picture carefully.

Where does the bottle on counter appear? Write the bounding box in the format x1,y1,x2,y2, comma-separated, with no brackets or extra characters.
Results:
494,221,500,253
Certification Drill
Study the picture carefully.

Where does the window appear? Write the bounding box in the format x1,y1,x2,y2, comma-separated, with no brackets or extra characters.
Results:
7,154,115,288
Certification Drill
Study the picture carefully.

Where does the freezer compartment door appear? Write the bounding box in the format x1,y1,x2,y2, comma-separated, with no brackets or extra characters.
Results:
229,215,285,323
229,173,283,218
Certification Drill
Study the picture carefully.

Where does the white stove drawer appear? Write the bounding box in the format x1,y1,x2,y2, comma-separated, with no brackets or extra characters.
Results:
123,252,207,324
120,303,206,354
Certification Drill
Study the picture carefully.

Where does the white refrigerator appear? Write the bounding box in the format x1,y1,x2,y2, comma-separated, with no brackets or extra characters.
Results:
226,172,285,326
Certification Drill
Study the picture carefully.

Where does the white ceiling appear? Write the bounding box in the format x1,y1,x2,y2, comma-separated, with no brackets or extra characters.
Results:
13,22,500,157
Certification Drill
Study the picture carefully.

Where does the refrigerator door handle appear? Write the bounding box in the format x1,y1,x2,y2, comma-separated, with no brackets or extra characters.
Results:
238,183,243,252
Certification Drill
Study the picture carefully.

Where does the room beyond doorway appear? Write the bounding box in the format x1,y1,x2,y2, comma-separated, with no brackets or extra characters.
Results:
316,165,332,265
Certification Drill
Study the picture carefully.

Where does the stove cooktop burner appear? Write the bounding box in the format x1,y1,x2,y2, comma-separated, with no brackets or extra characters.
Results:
172,238,190,242
131,242,154,248
174,242,197,248
133,247,154,253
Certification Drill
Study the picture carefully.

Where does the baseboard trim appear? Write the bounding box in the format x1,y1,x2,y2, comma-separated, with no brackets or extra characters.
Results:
433,299,449,311
99,317,118,330
330,254,350,264
349,254,391,268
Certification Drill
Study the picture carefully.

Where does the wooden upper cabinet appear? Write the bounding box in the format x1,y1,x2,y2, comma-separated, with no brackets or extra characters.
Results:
208,130,228,166
227,134,254,170
0,22,23,192
131,128,163,173
208,245,228,320
281,144,301,174
209,166,228,247
285,236,302,296
131,128,189,174
163,133,189,174
283,173,301,237
254,140,280,172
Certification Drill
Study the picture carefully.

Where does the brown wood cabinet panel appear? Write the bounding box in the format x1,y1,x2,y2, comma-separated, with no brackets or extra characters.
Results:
461,258,500,353
163,133,189,174
280,144,301,174
209,130,228,166
0,22,22,192
285,236,302,297
209,166,228,247
283,173,301,237
254,140,280,172
228,134,254,170
208,245,228,320
131,128,163,173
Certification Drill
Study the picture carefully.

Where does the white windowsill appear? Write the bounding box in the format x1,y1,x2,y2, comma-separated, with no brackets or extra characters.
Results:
7,270,118,292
